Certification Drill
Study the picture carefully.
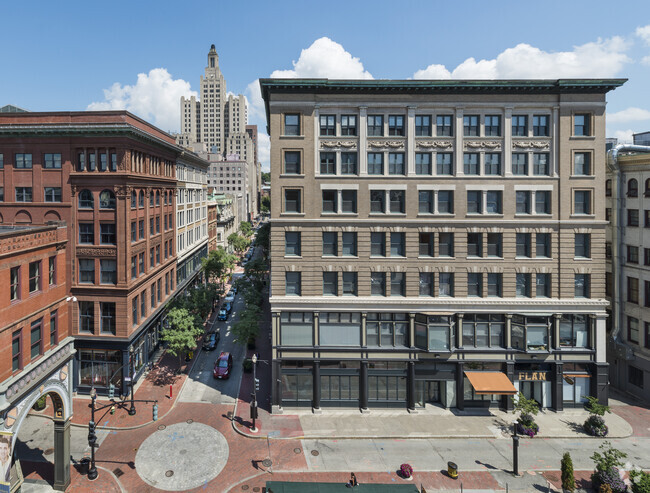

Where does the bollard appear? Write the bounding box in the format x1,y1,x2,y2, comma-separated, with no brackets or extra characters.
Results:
169,384,173,399
512,434,520,476
447,461,458,479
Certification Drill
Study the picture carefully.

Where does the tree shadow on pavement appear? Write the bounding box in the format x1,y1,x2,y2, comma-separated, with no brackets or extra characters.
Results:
561,419,586,435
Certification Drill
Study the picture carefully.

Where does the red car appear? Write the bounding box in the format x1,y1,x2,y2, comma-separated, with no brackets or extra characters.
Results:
213,352,233,379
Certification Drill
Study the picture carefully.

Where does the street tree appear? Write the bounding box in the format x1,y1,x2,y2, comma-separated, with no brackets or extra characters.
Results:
244,257,267,291
162,307,203,368
202,246,236,287
260,196,270,213
227,233,250,257
254,223,270,259
239,221,253,237
231,309,260,346
189,283,220,321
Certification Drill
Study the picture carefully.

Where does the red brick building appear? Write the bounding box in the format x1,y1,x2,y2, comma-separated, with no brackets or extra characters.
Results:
0,111,183,395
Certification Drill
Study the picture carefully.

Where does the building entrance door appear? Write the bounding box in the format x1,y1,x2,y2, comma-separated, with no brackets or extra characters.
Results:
416,381,441,407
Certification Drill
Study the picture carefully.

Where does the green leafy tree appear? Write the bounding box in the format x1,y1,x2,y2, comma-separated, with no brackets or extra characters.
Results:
511,391,540,417
260,196,270,213
244,257,267,291
231,309,260,346
227,233,250,257
561,452,576,492
254,223,270,259
202,246,236,288
162,307,203,367
239,221,253,237
584,395,611,416
261,171,270,183
188,283,219,321
591,441,627,473
630,469,650,493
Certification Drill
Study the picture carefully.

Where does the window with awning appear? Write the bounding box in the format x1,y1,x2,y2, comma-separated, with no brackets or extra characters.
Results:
464,371,517,395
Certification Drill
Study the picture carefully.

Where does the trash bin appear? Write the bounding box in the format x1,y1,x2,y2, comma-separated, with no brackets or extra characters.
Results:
447,461,458,479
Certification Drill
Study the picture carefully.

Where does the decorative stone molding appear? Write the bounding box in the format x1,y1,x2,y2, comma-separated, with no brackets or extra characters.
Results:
132,242,147,255
367,140,405,149
574,267,592,274
70,185,77,196
320,140,357,150
114,185,128,197
512,140,550,150
464,141,501,150
416,140,453,149
76,247,117,257
486,265,504,273
467,266,482,273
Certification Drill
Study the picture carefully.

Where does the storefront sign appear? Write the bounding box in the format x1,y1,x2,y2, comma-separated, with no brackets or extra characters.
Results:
517,371,549,381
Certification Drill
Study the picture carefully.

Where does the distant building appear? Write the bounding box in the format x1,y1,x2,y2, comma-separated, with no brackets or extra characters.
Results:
205,153,249,222
209,193,237,251
633,131,650,146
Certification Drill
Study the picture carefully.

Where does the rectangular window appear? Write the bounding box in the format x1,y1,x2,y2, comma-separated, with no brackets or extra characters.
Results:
284,114,300,135
79,259,95,283
516,233,532,258
111,153,117,171
486,191,502,214
342,232,357,256
389,190,405,213
463,153,479,175
156,216,160,234
131,256,137,279
48,256,56,285
132,297,138,326
627,276,639,303
487,233,502,257
388,115,404,136
80,301,94,332
484,153,501,175
0,187,3,202
150,248,155,268
44,187,62,202
438,190,454,214
284,189,301,213
150,217,154,235
29,261,41,292
100,259,117,284
419,273,434,296
468,273,483,297
415,115,431,136
390,232,405,257
415,153,431,175
139,220,145,239
49,310,58,346
30,319,42,360
512,153,528,175
628,316,639,343
88,153,96,171
536,273,551,297
139,252,144,274
438,232,454,257
439,273,454,296
367,152,384,175
322,190,337,213
99,152,107,171
370,232,385,256
340,152,357,174
100,302,116,334
536,191,551,214
12,330,21,371
533,153,550,175
463,115,479,136
341,115,357,136
629,366,644,389
342,272,357,296
485,115,501,136
320,115,336,136
285,232,301,256
516,273,531,297
533,115,549,136
78,223,94,244
467,191,482,213
323,272,338,296
131,221,137,242
370,190,385,213
100,223,116,244
512,115,528,136
575,274,591,298
436,115,453,136
157,279,161,302
388,153,405,175
10,266,20,301
390,272,405,296
286,272,301,296
419,233,434,257
574,113,591,136
536,233,551,258
322,232,338,256
516,191,531,214
341,190,357,213
576,233,591,258
488,273,502,297
560,314,588,348
436,152,453,175
371,272,386,296
319,152,335,174
44,153,62,169
574,190,592,215
15,153,33,168
367,115,383,136
419,190,433,214
467,232,482,257
574,152,591,175
15,187,33,202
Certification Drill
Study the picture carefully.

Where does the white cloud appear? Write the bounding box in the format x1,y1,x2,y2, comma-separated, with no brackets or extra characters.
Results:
608,107,650,123
636,25,650,45
246,80,265,121
87,68,195,133
258,133,270,171
612,129,634,143
413,37,631,79
641,55,650,66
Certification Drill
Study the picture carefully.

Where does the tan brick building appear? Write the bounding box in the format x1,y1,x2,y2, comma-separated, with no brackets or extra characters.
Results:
261,78,624,412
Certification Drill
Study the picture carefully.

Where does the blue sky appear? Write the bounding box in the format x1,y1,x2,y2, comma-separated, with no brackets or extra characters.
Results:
2,0,650,169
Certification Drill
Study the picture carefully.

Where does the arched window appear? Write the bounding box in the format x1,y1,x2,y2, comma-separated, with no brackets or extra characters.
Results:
156,190,160,206
99,190,116,209
645,178,650,197
149,192,154,207
605,179,612,197
78,189,93,209
627,178,638,197
138,191,144,208
131,190,137,209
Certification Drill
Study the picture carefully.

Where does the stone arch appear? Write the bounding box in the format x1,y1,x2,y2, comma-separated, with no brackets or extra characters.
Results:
14,210,32,224
44,210,62,222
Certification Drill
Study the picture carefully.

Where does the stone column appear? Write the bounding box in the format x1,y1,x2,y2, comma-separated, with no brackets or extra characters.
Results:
504,107,513,177
360,361,368,412
456,362,465,411
361,312,367,347
359,107,368,175
407,106,416,175
407,361,416,412
553,314,562,350
313,312,320,348
314,105,320,176
593,362,610,406
456,314,464,349
53,417,71,491
313,361,321,412
408,313,415,349
553,362,563,412
455,108,464,176
505,314,512,349
552,106,560,177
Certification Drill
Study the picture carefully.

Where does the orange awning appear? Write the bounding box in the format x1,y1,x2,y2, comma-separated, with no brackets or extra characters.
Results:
465,371,517,395
564,373,590,378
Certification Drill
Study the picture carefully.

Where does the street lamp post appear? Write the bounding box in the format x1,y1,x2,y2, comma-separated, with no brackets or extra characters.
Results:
512,420,520,476
128,346,136,416
250,353,258,432
87,388,98,481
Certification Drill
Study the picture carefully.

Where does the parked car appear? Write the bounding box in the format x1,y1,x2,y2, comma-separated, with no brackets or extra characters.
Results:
231,285,238,295
213,352,233,379
217,308,228,321
224,302,233,313
202,331,220,351
225,292,235,303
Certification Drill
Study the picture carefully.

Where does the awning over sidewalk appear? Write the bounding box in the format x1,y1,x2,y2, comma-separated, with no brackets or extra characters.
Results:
465,371,517,395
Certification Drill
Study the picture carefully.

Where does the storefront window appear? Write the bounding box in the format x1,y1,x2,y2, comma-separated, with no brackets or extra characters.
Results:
512,315,550,351
463,377,500,403
429,315,453,350
560,314,589,348
367,313,408,347
321,375,359,401
319,312,361,346
368,376,407,402
280,312,313,346
415,321,427,349
78,349,123,388
562,376,590,404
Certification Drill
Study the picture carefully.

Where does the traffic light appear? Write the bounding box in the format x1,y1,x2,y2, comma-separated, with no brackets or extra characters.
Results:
152,403,158,422
108,383,115,400
255,378,260,391
88,421,97,445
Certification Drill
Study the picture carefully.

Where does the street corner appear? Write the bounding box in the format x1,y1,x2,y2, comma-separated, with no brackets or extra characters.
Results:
66,462,124,493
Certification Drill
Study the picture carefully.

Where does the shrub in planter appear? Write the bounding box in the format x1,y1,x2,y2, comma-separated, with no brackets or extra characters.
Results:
592,467,627,493
242,358,253,373
584,415,609,437
32,395,47,411
511,392,540,437
591,442,628,493
399,463,413,479
630,469,650,493
599,484,614,493
561,452,576,493
516,413,540,437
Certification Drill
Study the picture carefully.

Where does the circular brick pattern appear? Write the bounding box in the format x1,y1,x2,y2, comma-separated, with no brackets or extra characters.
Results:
136,422,228,491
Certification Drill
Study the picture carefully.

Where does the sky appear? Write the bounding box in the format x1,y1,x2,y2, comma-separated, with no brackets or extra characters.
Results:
2,0,650,171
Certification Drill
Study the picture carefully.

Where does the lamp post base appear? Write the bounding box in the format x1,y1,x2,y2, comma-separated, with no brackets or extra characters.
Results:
88,467,98,481
249,426,259,433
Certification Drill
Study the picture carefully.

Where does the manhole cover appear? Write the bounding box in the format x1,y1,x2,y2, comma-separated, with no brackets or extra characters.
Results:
165,470,174,477
262,459,272,467
43,448,54,456
179,449,187,455
293,448,301,454
311,450,319,456
186,419,193,424
241,486,249,491
113,468,124,478
158,425,166,430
